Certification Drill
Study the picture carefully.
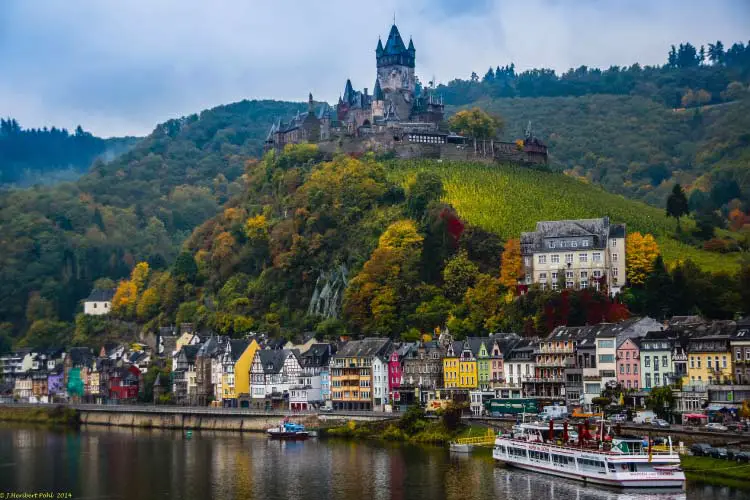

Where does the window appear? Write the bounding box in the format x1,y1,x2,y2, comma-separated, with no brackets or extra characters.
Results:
593,252,602,263
697,358,701,369
626,352,630,359
565,253,573,264
599,340,614,349
582,240,589,247
599,354,614,363
620,365,624,374
626,380,631,389
538,255,547,264
571,241,578,248
566,271,574,279
551,272,558,280
611,239,617,248
551,282,558,290
737,350,742,361
645,357,650,367
662,355,668,368
539,273,547,281
722,356,727,369
580,282,587,289
551,254,560,264
653,356,659,372
524,257,531,267
566,281,574,289
593,270,602,278
634,380,638,388
690,357,694,369
645,374,651,389
579,253,588,263
580,271,588,279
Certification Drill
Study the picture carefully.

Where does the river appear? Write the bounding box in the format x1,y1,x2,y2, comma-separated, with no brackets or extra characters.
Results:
0,425,747,500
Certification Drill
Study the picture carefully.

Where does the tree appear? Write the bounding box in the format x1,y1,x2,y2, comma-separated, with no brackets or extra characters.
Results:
499,238,523,289
644,256,674,319
646,386,675,419
406,171,444,219
625,233,660,286
708,41,725,65
173,252,198,283
665,184,689,225
442,250,479,301
111,280,138,319
136,288,160,321
667,45,678,67
448,107,504,154
131,262,150,292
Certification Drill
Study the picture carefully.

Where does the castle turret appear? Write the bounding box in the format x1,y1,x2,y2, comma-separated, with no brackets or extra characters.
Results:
372,79,385,120
308,92,314,113
376,38,384,57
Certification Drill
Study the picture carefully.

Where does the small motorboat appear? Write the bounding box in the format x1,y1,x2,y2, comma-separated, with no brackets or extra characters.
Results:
449,442,472,453
267,419,309,439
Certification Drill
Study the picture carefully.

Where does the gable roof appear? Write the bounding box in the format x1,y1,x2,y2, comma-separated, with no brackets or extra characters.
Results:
229,340,250,362
181,345,200,364
257,349,291,374
334,338,391,358
85,288,115,302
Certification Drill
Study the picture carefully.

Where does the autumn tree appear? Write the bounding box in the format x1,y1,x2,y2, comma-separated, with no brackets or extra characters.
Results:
499,238,523,289
136,288,160,321
448,107,504,154
131,262,150,292
112,280,138,319
407,171,444,219
626,233,660,286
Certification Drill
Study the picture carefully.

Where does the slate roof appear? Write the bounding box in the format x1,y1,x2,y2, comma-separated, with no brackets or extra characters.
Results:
334,338,391,358
373,79,384,101
229,340,250,362
181,345,200,364
300,343,333,368
257,349,290,374
669,320,736,338
521,217,623,255
68,347,94,367
383,24,407,55
465,337,491,357
85,288,115,302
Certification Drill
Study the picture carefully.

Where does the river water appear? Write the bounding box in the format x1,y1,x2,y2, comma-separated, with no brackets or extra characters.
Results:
0,425,747,500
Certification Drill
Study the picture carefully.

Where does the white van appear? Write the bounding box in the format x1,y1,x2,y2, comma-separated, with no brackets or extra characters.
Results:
633,410,656,424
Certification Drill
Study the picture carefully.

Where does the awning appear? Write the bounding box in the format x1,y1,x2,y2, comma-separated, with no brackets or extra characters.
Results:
683,413,708,419
707,404,736,411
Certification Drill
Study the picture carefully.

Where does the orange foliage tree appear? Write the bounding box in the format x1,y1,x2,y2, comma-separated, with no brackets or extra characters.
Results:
499,238,524,289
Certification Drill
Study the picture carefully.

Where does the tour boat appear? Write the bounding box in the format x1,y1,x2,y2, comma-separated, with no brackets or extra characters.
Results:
492,421,685,488
267,419,310,439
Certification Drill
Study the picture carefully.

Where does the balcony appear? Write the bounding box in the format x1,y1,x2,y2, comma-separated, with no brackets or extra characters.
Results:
583,375,601,381
536,347,574,354
524,377,565,383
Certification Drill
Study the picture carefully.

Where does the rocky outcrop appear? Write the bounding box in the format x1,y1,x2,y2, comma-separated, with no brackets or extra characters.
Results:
308,264,348,318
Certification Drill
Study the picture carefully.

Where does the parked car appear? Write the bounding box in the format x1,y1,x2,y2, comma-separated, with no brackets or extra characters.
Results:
726,448,740,460
608,414,627,423
710,447,729,459
735,451,750,464
690,443,713,456
705,423,728,432
651,418,670,428
319,406,334,413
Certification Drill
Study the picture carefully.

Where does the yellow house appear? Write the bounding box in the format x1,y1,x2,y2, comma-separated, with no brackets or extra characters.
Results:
443,340,478,389
686,336,733,386
221,338,259,404
443,344,460,389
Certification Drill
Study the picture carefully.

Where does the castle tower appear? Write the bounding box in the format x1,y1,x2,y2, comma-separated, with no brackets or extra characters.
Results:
371,79,385,120
308,92,314,113
376,24,415,94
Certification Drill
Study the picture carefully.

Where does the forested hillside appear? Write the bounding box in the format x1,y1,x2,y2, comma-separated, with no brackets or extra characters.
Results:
64,148,747,352
0,119,138,186
0,99,300,340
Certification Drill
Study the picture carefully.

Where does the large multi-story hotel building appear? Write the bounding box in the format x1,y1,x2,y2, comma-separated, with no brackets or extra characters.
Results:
520,217,626,296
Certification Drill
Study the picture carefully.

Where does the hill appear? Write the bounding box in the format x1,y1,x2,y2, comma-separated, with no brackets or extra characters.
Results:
387,160,741,273
448,95,750,209
0,119,139,186
0,99,300,337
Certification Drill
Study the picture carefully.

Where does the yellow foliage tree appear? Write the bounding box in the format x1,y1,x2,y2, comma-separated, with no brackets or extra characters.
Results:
136,288,160,321
244,214,269,242
112,280,138,319
131,262,150,293
212,231,236,262
626,232,660,286
378,220,423,251
499,238,524,289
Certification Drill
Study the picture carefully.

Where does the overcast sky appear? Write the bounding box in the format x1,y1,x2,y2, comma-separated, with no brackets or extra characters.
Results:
1,0,748,137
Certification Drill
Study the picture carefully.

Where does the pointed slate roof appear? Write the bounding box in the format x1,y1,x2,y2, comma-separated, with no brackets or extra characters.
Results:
343,79,355,104
373,79,384,101
384,24,407,55
407,37,415,52
376,38,384,56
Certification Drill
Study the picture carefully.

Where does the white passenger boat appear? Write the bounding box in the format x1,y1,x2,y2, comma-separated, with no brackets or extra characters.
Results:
492,422,685,488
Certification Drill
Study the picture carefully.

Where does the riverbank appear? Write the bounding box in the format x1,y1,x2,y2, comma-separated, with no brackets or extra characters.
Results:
0,405,80,428
681,455,750,490
322,406,484,445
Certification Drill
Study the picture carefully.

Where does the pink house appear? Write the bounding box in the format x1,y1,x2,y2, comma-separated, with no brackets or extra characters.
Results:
617,338,640,390
388,349,403,402
489,340,505,385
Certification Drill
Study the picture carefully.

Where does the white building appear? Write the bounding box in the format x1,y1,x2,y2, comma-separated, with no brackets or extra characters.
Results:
83,288,115,315
520,217,626,296
250,349,301,400
372,355,390,411
290,344,332,411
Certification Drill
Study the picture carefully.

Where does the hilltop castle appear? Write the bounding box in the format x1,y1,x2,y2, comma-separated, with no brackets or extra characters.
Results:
265,23,547,165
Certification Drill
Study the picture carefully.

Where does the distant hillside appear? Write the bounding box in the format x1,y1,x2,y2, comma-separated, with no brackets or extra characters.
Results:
388,160,741,273
0,99,299,335
0,119,139,186
449,95,750,208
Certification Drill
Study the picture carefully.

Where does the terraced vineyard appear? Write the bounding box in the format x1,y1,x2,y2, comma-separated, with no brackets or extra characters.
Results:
387,160,740,273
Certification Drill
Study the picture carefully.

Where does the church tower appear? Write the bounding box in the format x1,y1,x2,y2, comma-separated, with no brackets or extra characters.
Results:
376,24,415,94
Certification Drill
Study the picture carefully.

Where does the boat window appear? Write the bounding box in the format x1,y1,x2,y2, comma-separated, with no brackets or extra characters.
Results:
608,463,616,472
552,454,575,465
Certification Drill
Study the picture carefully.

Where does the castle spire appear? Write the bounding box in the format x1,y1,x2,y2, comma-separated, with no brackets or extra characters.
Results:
376,37,384,56
373,79,384,101
308,92,314,113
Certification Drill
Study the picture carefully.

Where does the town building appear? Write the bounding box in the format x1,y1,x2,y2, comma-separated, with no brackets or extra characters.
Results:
289,343,333,411
679,320,736,387
616,337,640,390
520,217,626,296
173,345,199,405
501,339,536,398
731,319,750,384
83,288,115,315
250,349,302,410
372,354,390,411
528,329,578,400
220,339,251,407
401,340,446,404
330,338,391,411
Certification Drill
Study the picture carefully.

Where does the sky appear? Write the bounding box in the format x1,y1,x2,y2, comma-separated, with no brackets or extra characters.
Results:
1,0,748,137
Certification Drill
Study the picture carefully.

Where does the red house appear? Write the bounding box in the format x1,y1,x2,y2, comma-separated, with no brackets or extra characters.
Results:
109,365,141,401
388,348,406,404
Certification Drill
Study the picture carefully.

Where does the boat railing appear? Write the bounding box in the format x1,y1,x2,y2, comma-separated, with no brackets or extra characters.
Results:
497,436,678,457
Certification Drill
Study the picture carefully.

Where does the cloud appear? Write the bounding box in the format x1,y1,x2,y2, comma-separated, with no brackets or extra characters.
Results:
0,0,747,137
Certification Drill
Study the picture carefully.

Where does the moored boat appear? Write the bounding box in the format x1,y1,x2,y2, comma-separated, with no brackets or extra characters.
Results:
492,421,685,488
267,419,309,439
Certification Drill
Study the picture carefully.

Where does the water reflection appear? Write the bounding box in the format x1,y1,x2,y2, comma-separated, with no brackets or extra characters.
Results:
0,425,745,500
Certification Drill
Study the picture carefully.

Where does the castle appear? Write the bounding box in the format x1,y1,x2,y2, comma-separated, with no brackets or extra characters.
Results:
265,23,547,165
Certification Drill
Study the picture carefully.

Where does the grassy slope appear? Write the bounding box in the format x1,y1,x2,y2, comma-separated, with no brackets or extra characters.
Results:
388,160,740,273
